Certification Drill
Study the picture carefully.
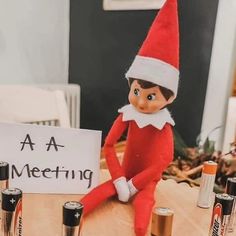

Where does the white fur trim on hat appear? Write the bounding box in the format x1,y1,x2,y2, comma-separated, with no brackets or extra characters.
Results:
125,55,179,97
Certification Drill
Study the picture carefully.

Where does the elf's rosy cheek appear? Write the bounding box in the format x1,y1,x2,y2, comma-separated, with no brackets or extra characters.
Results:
128,93,137,105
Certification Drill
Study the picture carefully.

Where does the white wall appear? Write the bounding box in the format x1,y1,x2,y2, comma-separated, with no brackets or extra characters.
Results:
201,0,236,150
0,0,69,84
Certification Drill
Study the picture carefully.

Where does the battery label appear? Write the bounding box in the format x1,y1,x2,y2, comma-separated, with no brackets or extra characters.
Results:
210,203,229,236
210,202,231,236
14,198,22,236
210,203,222,236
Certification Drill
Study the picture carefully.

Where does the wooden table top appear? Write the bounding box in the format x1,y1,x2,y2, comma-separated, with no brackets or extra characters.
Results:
23,170,213,236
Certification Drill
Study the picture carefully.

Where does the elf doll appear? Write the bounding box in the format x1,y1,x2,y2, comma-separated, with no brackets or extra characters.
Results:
80,0,179,235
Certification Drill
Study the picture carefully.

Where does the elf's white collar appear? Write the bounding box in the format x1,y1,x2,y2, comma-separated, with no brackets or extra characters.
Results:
118,104,175,129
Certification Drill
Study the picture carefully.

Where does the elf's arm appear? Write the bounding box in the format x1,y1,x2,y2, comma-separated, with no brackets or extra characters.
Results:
103,113,130,202
128,124,174,196
103,113,128,179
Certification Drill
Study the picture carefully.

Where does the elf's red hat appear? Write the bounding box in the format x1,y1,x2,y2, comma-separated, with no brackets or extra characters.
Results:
126,0,179,97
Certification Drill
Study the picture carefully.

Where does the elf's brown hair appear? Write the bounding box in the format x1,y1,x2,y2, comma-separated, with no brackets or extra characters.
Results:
128,78,173,101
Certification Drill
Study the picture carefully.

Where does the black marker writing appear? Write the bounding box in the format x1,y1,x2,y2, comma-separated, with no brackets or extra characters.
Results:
20,135,65,152
46,136,64,151
12,164,93,188
20,134,35,151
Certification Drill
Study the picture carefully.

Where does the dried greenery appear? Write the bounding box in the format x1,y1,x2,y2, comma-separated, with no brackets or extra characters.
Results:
163,130,236,193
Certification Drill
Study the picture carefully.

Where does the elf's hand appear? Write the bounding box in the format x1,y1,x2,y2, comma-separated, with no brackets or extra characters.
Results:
113,177,130,202
128,179,138,197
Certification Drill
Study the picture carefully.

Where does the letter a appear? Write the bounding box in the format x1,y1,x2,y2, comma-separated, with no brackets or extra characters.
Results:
46,137,64,151
20,134,35,151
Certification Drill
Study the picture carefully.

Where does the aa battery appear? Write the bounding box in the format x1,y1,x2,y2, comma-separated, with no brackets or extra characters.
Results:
197,161,217,208
1,188,23,236
209,193,234,236
0,162,9,191
62,201,83,236
0,162,9,223
226,177,236,233
151,207,174,236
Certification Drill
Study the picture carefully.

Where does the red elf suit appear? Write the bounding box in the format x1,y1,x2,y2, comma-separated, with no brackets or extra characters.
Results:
80,0,180,235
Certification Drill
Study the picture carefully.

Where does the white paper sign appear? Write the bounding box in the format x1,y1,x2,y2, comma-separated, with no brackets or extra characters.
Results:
0,123,101,194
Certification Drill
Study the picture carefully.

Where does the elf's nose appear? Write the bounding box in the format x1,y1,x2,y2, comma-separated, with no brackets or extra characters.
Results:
138,98,146,110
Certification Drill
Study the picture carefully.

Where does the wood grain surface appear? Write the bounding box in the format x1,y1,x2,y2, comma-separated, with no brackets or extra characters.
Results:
22,170,213,236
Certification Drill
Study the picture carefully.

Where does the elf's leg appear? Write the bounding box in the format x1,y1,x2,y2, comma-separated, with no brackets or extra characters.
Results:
80,180,116,215
132,182,156,236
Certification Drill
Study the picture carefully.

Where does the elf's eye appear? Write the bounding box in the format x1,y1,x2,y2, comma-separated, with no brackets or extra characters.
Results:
134,88,140,96
147,93,156,101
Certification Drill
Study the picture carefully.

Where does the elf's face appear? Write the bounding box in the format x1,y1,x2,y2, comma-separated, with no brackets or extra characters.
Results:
128,80,173,114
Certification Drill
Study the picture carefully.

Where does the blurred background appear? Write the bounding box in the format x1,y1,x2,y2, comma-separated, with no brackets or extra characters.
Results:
69,0,221,147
